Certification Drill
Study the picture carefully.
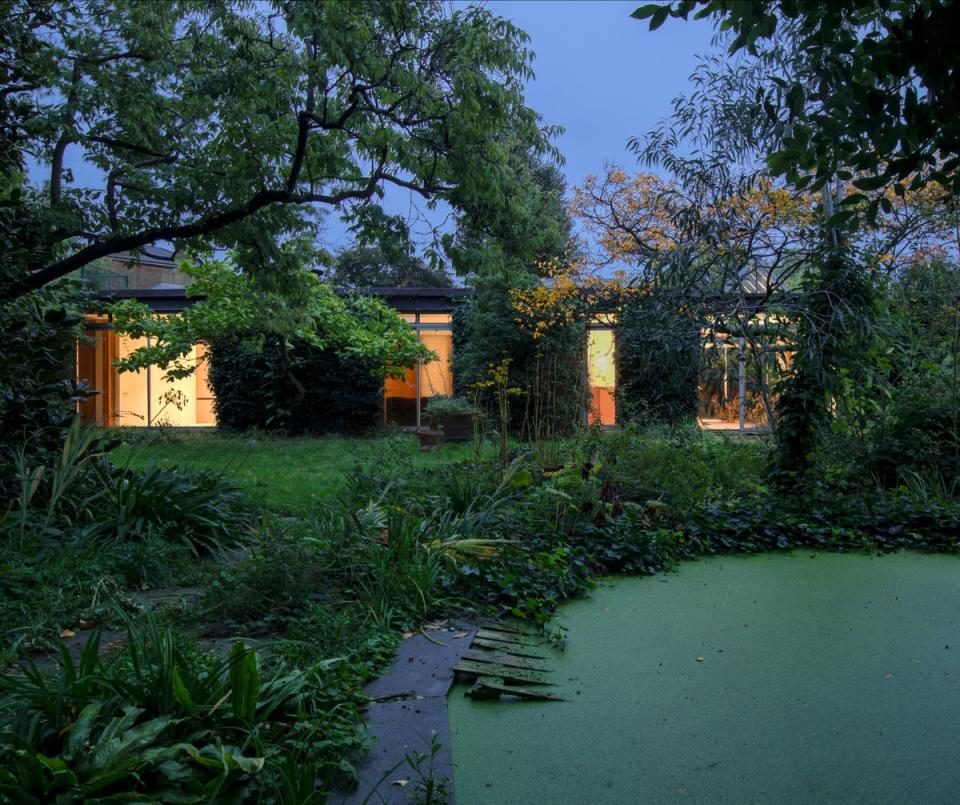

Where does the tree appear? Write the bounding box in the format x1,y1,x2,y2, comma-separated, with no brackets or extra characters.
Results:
110,253,433,409
330,244,452,289
446,143,571,281
631,1,960,475
633,1,960,224
2,0,551,301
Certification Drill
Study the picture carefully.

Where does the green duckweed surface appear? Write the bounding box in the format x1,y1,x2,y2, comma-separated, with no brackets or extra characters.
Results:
449,552,960,805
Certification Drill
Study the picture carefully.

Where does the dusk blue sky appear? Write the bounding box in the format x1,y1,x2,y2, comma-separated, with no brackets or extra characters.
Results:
484,0,716,193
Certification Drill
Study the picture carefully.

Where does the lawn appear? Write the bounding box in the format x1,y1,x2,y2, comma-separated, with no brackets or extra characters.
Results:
111,429,476,515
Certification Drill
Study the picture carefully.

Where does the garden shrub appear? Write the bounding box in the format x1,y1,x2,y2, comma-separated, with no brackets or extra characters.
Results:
452,281,588,437
0,283,93,504
614,295,700,425
208,334,383,434
91,460,255,555
869,374,960,489
0,612,380,801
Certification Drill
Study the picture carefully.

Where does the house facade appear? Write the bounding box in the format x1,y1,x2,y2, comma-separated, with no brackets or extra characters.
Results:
76,254,620,429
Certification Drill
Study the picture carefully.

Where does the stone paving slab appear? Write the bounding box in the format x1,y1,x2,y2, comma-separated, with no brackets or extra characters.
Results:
329,622,477,805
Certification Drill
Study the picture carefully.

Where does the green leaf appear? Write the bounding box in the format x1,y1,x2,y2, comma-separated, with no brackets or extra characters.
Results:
826,209,857,229
37,755,79,788
649,7,670,30
631,4,664,20
171,666,196,714
229,642,260,723
851,174,889,191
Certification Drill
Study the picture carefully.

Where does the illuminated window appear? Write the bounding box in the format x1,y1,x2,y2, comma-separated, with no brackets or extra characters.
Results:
383,311,455,428
419,330,453,399
418,313,452,325
587,327,616,425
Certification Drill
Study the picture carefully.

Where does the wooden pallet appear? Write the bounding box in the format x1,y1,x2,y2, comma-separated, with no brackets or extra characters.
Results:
456,619,563,702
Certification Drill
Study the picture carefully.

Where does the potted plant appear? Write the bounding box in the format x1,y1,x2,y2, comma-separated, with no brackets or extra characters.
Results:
416,427,444,451
422,396,475,442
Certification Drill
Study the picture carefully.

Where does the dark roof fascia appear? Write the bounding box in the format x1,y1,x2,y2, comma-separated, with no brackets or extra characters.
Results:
95,287,198,313
346,286,472,313
94,286,474,314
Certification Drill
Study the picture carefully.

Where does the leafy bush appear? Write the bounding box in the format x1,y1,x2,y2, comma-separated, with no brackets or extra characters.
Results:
2,420,255,556
422,395,473,427
0,613,378,801
91,460,254,555
209,334,384,435
615,295,700,425
869,372,960,490
452,284,588,437
0,283,94,504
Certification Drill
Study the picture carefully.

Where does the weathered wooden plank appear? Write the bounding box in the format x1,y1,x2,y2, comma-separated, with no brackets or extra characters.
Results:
478,618,539,636
462,648,551,672
454,658,553,685
471,637,548,658
466,676,564,702
476,629,544,647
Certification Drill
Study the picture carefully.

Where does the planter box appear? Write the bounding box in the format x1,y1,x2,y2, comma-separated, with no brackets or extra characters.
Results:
439,411,474,441
416,429,444,451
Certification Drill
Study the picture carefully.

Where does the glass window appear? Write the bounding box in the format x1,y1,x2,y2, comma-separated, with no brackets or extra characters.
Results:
195,343,217,425
418,313,452,325
418,330,453,400
587,328,616,425
115,335,150,426
384,366,418,427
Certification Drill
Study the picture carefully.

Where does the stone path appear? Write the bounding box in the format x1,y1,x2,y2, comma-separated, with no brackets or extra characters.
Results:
330,621,477,805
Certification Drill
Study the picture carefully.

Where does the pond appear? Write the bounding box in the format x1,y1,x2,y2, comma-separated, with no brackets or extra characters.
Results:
448,552,960,804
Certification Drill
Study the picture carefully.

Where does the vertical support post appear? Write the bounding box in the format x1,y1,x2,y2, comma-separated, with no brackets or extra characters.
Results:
414,314,421,430
738,336,746,432
723,342,729,404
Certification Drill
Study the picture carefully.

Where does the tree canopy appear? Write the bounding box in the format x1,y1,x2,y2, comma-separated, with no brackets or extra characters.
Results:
633,1,960,225
2,0,553,300
330,244,453,289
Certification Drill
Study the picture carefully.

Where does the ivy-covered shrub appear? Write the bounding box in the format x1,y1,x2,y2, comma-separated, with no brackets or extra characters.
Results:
869,375,960,488
209,335,382,434
452,281,587,436
615,295,700,425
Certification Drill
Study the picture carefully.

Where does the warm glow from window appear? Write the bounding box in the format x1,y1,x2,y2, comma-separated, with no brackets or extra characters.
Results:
588,328,616,425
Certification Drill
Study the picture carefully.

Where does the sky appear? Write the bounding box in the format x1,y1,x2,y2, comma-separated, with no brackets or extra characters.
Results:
484,0,716,194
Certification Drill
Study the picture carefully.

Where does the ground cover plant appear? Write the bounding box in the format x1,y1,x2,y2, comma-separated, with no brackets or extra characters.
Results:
6,420,960,802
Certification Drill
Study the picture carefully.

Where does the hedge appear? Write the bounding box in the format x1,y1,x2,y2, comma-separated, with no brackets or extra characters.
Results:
208,335,382,434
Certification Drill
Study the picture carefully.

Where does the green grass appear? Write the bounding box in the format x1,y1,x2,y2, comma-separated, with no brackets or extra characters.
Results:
110,429,475,515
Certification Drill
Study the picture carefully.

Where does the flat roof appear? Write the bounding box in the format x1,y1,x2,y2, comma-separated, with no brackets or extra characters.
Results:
96,285,472,313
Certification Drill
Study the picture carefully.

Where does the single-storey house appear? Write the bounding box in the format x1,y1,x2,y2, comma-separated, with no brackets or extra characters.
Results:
76,250,619,430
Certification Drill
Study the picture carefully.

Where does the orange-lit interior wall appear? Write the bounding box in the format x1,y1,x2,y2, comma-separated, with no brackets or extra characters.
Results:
78,316,216,427
418,330,453,399
77,321,117,426
383,313,454,428
587,327,616,425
